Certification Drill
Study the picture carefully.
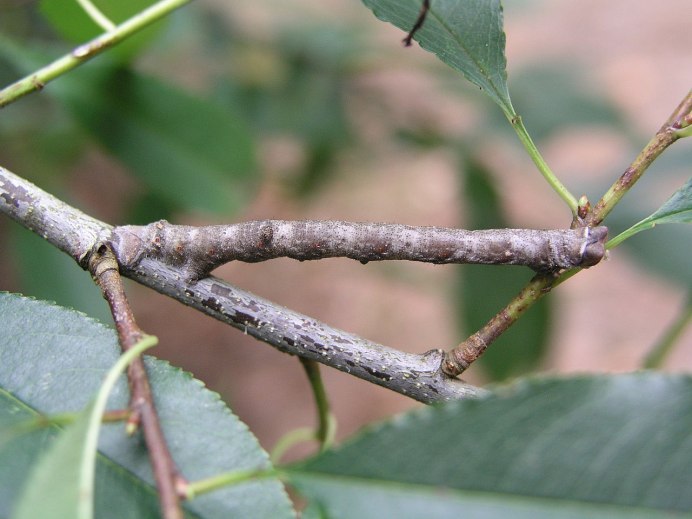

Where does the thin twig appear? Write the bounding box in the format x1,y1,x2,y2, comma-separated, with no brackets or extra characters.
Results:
76,0,116,31
643,295,692,370
111,220,608,281
443,273,556,376
0,0,190,108
120,260,483,403
587,89,692,226
444,89,692,375
87,244,185,519
299,358,336,451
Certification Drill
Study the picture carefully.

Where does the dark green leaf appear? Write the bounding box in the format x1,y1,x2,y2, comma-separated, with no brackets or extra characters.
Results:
0,293,294,519
604,174,692,285
361,0,513,114
53,66,258,216
289,373,692,518
456,155,550,380
12,337,156,519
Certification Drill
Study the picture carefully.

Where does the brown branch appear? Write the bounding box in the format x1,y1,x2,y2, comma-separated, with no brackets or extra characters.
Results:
87,244,185,519
443,273,556,376
111,220,607,281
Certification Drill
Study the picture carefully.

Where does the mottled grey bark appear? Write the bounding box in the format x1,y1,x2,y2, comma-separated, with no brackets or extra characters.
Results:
0,165,484,402
118,258,483,402
0,167,110,265
111,220,607,281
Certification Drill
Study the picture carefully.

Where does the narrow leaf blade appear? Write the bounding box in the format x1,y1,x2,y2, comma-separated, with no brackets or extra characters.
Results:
11,337,156,519
361,0,513,114
608,177,692,248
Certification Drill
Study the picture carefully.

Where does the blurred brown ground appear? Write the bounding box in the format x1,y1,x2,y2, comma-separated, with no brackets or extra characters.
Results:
3,0,691,458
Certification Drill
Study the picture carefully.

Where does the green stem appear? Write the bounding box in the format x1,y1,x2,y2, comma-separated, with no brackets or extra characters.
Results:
444,273,556,375
76,0,116,31
508,114,579,214
270,427,316,465
643,295,692,369
0,0,191,108
676,125,692,138
299,358,336,452
186,469,281,499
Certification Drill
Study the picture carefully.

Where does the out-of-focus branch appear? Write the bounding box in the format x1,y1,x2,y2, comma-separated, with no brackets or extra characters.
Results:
0,165,483,403
0,0,190,108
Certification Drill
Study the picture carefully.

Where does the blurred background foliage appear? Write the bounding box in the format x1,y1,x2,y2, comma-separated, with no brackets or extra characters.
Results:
0,0,689,397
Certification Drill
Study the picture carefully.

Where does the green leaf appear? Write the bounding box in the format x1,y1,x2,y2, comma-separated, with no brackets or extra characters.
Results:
456,154,550,380
73,67,257,215
0,37,258,216
0,293,294,519
216,24,356,197
608,177,692,249
361,0,514,114
288,373,692,518
53,66,259,216
12,336,157,519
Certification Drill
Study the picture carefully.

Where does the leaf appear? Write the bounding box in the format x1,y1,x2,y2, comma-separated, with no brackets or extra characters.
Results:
288,373,692,518
12,336,157,519
217,24,356,197
360,0,514,115
0,39,259,216
0,293,294,519
607,177,692,249
51,66,258,216
456,154,550,380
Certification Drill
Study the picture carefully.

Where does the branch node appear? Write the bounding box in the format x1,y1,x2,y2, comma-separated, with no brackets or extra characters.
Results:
442,339,482,377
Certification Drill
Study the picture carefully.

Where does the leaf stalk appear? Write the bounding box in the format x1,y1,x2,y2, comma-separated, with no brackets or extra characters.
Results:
508,114,579,213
